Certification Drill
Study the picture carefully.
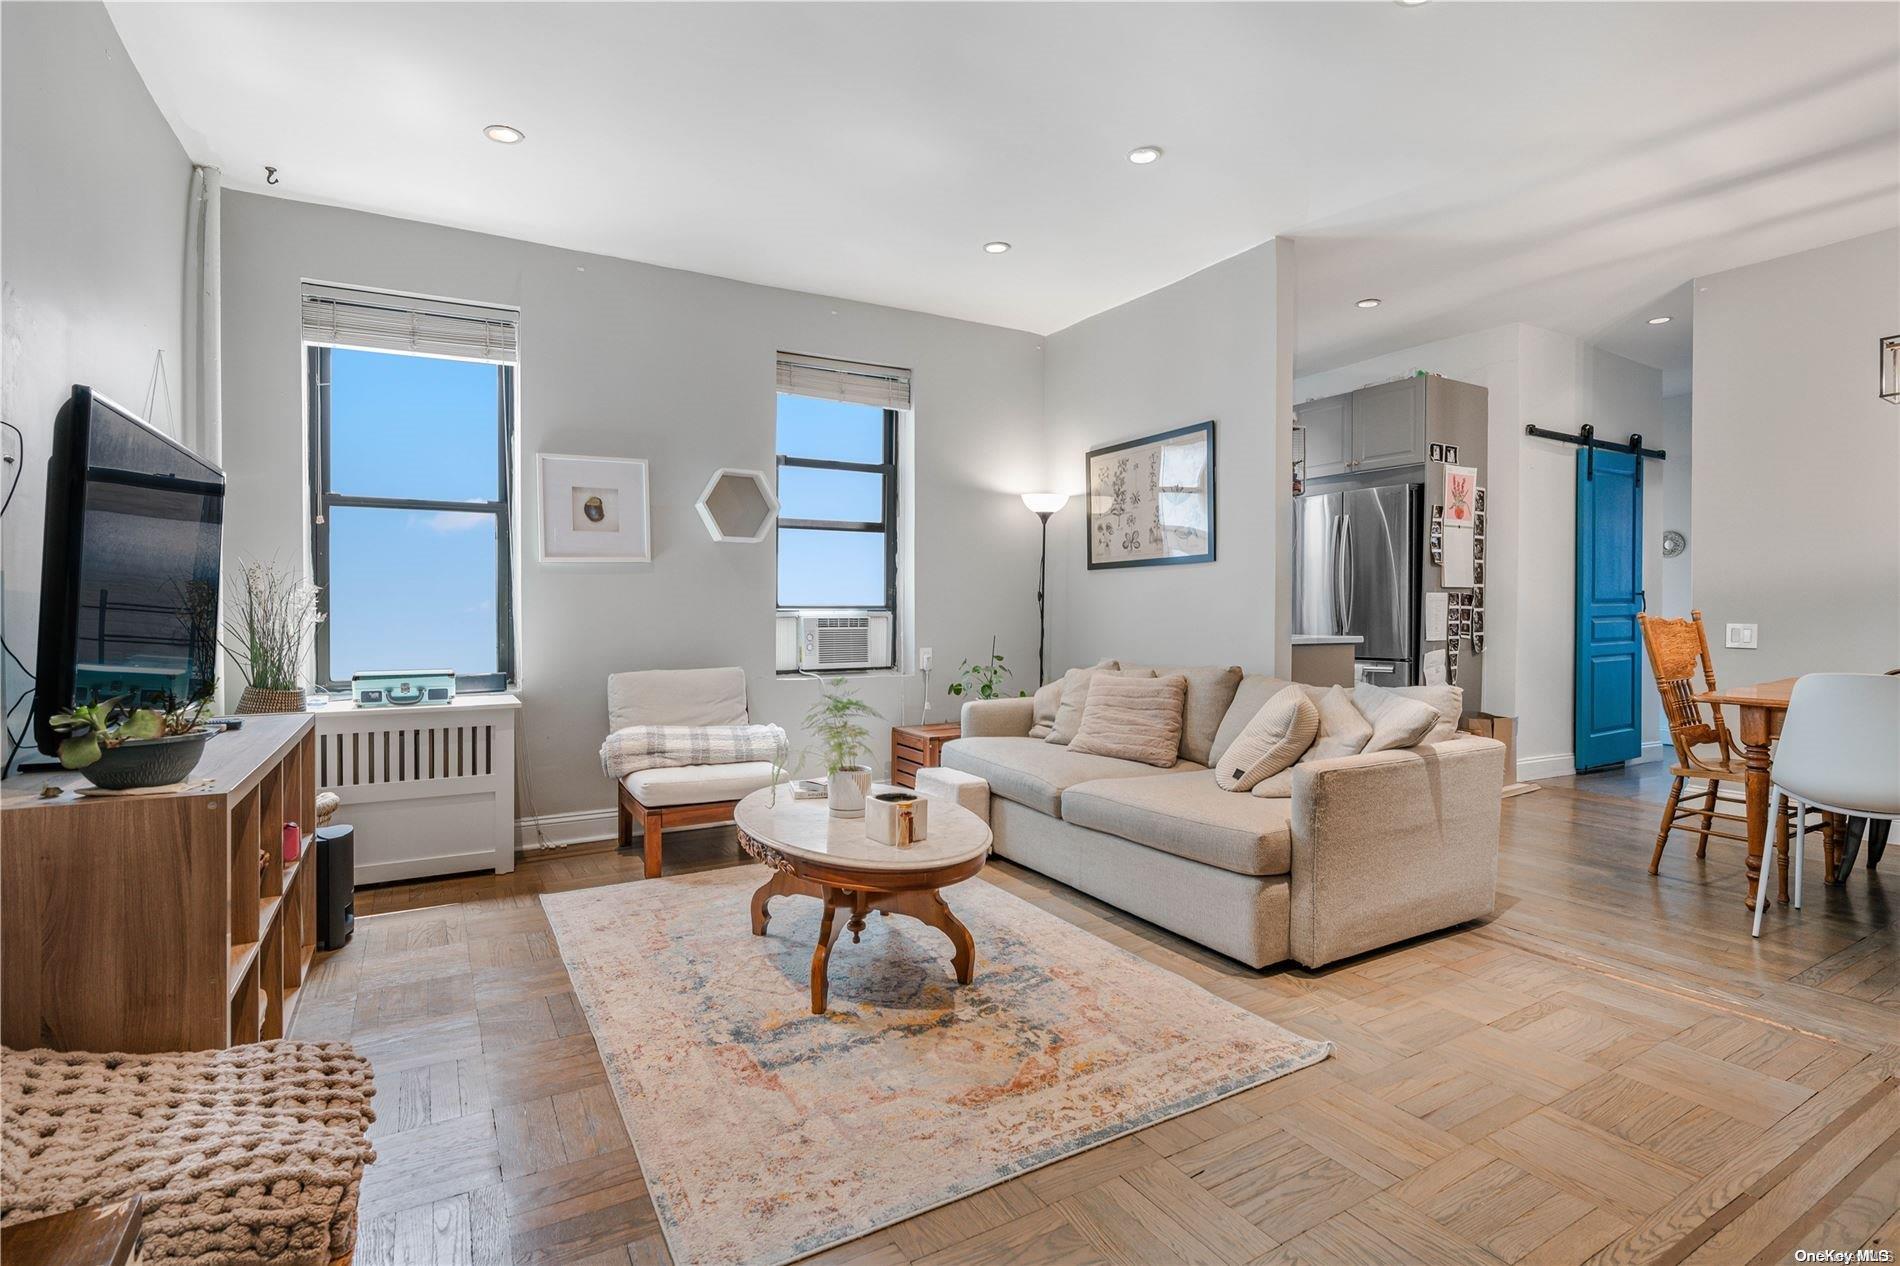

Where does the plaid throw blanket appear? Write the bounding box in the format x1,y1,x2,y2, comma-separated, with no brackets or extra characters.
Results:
600,724,788,781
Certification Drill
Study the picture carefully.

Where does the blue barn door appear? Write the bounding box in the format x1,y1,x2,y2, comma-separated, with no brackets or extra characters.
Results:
1574,448,1643,772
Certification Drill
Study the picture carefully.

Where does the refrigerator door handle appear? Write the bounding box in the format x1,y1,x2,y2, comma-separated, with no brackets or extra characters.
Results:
1341,515,1355,629
1331,515,1348,632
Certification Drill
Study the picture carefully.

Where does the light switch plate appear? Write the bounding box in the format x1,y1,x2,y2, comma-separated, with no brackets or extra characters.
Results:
1726,623,1758,649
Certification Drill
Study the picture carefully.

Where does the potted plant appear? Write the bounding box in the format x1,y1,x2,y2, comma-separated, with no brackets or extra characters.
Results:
947,636,1026,702
48,693,215,790
803,677,880,817
223,560,323,714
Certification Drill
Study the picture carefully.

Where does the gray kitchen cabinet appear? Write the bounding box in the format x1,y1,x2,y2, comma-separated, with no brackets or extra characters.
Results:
1295,394,1353,478
1296,377,1435,478
1351,378,1428,470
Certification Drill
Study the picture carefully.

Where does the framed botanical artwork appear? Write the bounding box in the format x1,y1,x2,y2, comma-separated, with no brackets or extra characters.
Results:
1085,420,1216,569
537,453,651,563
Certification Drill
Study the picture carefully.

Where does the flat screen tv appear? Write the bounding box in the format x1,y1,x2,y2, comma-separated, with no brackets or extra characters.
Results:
34,386,225,756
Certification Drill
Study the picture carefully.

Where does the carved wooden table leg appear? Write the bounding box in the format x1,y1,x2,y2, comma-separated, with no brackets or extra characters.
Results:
810,889,850,1014
750,870,818,936
876,890,977,985
1739,706,1774,910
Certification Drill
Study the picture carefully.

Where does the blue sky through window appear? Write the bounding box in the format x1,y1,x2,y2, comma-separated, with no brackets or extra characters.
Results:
775,393,889,607
322,349,507,679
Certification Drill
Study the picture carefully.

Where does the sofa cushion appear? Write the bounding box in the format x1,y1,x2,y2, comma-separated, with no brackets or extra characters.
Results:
1303,685,1373,762
1215,683,1319,791
1210,673,1297,768
942,736,1188,817
623,761,784,807
1026,679,1063,739
1356,686,1440,753
1063,769,1293,876
1120,664,1243,764
1355,682,1463,745
1047,664,1149,745
608,666,747,732
1070,673,1189,767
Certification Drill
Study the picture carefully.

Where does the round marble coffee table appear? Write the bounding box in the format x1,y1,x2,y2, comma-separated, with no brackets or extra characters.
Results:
732,785,992,1013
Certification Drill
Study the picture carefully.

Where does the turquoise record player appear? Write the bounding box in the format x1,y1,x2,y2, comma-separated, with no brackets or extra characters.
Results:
351,670,455,708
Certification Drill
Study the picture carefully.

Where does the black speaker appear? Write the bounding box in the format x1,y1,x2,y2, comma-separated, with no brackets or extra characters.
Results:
315,825,355,950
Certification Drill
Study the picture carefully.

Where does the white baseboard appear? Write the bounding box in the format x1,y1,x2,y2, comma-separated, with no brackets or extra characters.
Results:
517,808,617,851
514,808,741,851
1517,740,1665,784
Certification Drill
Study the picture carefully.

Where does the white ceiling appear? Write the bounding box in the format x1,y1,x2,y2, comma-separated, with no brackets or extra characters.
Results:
110,2,1899,372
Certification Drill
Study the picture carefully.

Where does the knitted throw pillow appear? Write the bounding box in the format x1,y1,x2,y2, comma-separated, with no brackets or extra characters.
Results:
1214,684,1319,791
1046,662,1149,745
1068,673,1189,767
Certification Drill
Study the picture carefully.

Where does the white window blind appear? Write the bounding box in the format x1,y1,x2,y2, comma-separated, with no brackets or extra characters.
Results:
776,353,911,410
301,282,519,364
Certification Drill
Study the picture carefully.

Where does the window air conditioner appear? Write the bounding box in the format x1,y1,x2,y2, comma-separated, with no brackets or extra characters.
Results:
795,611,892,671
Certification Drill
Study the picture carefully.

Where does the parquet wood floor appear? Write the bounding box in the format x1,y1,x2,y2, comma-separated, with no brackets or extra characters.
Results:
295,770,1898,1266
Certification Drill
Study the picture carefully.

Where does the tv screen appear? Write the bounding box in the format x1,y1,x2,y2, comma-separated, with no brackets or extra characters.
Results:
34,386,224,755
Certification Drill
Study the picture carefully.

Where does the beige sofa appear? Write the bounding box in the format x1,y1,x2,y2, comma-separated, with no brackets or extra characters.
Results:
942,671,1505,969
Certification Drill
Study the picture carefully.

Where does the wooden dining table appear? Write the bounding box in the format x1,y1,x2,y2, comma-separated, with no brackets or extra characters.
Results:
1695,676,1796,909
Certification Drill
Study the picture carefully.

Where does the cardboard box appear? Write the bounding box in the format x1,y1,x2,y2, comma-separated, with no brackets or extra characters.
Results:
1463,713,1518,783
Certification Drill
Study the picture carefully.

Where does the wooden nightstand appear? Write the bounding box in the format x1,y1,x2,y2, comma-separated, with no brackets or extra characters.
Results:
891,722,961,788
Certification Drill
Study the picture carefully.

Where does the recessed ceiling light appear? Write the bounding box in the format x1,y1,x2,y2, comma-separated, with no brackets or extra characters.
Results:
983,241,1012,254
483,124,525,144
1356,298,1382,309
1128,146,1164,165
1647,315,1672,325
1395,0,1430,6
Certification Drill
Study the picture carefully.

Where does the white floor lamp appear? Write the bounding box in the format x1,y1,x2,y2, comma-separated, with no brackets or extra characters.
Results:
1021,493,1070,687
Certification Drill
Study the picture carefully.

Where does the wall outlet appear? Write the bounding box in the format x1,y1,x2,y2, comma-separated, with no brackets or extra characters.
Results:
1726,623,1758,650
919,647,933,671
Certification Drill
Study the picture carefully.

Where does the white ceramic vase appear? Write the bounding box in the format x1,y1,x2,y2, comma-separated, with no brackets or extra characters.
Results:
827,765,873,817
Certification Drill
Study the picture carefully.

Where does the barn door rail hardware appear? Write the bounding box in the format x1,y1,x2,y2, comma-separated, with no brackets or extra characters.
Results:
1525,423,1667,484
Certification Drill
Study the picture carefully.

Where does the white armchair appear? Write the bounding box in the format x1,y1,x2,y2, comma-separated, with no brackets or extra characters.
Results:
609,667,785,877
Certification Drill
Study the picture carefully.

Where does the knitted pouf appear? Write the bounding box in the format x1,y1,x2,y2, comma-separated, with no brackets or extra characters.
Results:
2,1041,376,1265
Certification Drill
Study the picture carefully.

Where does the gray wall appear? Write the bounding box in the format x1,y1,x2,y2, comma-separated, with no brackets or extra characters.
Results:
1,0,192,758
218,193,1047,829
1656,390,1692,631
1041,240,1295,678
1692,229,1900,686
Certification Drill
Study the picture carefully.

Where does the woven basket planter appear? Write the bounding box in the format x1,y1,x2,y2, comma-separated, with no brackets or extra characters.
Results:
236,685,307,714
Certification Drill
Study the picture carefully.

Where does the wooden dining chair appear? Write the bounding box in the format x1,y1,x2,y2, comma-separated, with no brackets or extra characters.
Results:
1638,610,1806,874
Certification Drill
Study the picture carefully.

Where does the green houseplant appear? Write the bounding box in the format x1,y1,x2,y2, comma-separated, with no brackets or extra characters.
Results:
948,636,1025,702
49,694,215,789
223,559,323,714
803,676,880,817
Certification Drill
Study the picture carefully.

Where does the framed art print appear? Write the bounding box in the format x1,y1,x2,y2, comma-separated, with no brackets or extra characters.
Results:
1086,420,1216,569
538,453,651,563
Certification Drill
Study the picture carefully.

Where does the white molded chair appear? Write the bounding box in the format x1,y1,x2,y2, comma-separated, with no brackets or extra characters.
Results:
1754,673,1900,938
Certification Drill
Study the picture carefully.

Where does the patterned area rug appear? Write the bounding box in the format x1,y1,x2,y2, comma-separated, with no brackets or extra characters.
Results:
541,866,1329,1266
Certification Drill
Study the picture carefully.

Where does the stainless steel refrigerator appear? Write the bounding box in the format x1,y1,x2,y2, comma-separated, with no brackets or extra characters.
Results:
1293,483,1421,684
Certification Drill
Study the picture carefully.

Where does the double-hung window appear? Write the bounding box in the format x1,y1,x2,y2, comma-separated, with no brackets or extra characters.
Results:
774,354,907,667
303,284,519,692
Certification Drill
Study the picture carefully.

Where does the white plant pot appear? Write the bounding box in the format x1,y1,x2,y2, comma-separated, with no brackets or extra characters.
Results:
827,765,873,817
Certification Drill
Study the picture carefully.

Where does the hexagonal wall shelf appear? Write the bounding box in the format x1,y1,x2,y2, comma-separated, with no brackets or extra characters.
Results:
696,468,778,543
